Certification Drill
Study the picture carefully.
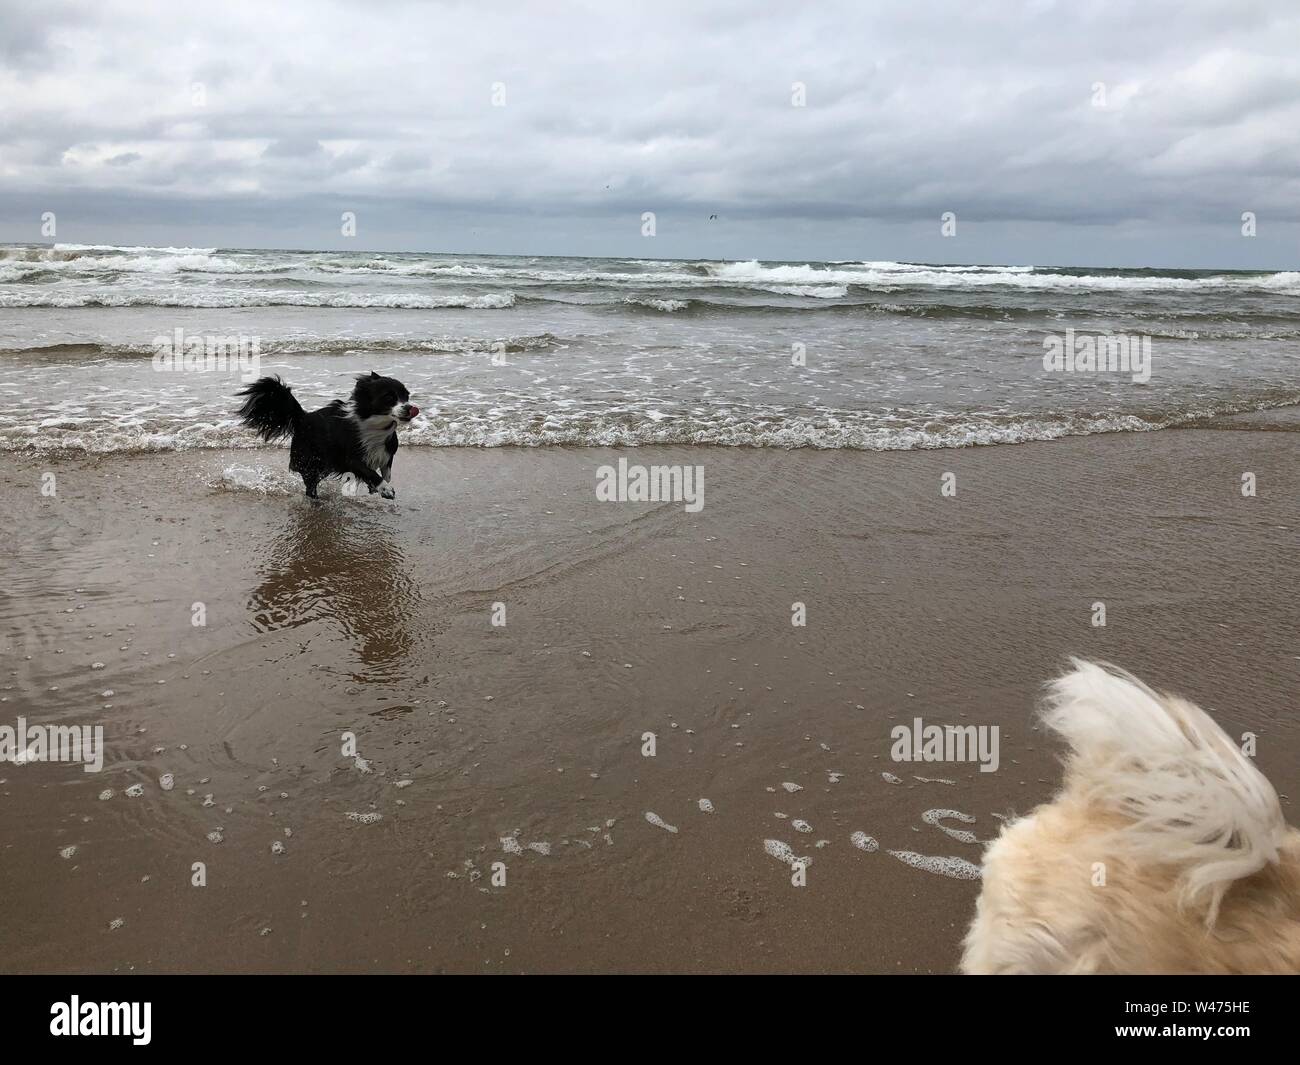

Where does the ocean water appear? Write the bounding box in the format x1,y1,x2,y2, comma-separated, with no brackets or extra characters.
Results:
1,243,1297,453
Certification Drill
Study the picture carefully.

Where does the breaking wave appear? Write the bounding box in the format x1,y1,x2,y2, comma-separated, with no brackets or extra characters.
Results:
0,289,518,309
6,395,1297,455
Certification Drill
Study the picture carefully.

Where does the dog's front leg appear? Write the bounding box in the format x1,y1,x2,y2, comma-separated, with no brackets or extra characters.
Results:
378,458,395,499
347,463,384,495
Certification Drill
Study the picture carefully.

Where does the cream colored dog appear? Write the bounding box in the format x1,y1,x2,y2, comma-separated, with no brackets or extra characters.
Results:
962,660,1300,974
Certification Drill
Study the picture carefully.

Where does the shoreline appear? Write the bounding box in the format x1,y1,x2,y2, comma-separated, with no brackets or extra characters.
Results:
3,398,1299,457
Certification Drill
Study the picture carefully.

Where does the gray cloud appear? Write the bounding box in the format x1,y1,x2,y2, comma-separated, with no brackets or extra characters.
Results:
1,0,1297,264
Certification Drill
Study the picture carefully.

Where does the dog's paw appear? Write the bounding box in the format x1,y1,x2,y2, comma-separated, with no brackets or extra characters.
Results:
380,483,396,499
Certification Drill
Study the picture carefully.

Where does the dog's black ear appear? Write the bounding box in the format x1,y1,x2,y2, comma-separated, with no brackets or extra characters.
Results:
371,371,380,378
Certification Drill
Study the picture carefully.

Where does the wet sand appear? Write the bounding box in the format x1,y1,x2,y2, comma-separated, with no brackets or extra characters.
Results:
1,420,1297,973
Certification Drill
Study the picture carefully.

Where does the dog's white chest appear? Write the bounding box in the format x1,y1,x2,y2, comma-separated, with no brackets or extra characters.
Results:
355,418,393,470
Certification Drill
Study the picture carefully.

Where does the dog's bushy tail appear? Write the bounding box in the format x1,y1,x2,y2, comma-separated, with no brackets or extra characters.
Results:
236,376,304,441
1043,659,1285,923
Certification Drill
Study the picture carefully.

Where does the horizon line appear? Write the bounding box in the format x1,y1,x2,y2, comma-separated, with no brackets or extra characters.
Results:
2,240,1293,275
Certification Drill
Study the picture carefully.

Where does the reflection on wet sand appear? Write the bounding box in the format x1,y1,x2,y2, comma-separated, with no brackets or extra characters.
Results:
248,502,421,679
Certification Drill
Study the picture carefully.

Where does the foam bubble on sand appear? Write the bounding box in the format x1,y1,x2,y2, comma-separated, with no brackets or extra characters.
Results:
922,808,979,844
914,776,955,785
394,779,413,789
764,839,792,861
881,772,903,784
108,917,124,931
352,756,372,774
887,849,981,880
851,831,879,853
345,811,382,824
526,841,551,855
645,812,678,833
59,845,77,859
271,841,285,855
97,789,113,801
501,835,524,855
159,773,174,791
125,783,144,797
827,771,843,783
792,819,812,833
763,839,812,868
206,831,224,843
780,782,803,793
697,798,714,813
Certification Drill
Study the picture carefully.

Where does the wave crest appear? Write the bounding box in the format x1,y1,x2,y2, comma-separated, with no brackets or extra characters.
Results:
0,290,518,309
7,396,1297,455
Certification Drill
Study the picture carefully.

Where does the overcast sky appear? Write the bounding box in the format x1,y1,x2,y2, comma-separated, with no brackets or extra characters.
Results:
2,0,1298,266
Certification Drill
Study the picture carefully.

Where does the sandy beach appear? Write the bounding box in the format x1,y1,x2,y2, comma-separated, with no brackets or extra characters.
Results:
2,415,1295,973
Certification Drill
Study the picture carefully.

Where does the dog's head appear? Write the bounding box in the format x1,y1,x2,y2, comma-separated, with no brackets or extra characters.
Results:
352,371,419,425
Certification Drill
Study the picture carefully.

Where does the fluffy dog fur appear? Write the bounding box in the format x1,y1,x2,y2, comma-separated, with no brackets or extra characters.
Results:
962,660,1300,974
236,372,418,499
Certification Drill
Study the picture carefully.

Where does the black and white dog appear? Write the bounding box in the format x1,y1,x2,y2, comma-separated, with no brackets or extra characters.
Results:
236,373,419,499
